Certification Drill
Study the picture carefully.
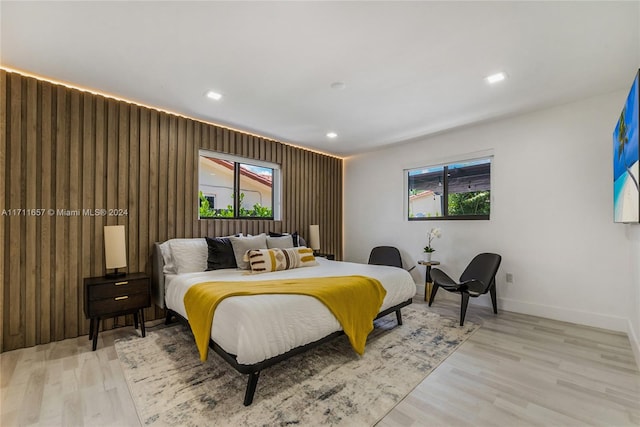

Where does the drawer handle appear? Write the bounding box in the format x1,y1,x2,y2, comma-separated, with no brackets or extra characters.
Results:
114,296,129,301
115,281,128,286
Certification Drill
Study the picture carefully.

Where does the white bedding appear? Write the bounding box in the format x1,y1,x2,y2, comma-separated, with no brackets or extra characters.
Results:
164,257,416,364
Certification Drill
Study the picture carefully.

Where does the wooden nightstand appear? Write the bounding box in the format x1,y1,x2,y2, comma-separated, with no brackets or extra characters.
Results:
84,272,151,351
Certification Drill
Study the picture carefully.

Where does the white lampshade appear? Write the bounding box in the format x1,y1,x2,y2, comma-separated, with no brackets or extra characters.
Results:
104,225,127,270
309,224,320,251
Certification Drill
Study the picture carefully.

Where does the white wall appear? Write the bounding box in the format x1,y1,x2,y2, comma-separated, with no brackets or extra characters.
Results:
631,1,640,363
628,225,640,365
345,91,639,351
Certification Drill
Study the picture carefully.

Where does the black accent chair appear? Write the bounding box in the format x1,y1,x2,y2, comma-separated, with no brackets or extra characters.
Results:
368,246,403,269
428,253,502,326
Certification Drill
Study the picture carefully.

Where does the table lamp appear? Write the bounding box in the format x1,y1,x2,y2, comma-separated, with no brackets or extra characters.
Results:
104,225,127,278
309,224,320,255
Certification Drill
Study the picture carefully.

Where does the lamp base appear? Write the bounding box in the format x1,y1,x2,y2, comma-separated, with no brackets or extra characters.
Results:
105,268,126,278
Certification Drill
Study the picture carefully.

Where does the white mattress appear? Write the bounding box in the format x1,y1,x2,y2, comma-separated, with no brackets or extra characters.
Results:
164,257,416,364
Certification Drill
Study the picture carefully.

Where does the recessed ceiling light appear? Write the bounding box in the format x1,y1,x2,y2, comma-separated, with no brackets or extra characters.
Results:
205,90,223,101
326,132,338,139
486,72,507,84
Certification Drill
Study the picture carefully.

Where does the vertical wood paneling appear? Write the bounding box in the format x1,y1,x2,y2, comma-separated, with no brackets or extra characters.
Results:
39,82,52,344
201,125,209,151
0,71,9,353
213,126,220,151
118,103,129,328
282,145,291,231
167,116,177,238
25,78,37,347
8,73,22,347
175,118,186,238
185,121,195,236
146,110,159,321
118,103,129,227
258,137,265,161
138,108,149,273
53,86,68,341
148,110,159,249
80,93,95,337
1,70,344,352
158,114,168,242
0,70,6,352
222,128,230,153
240,133,248,157
103,99,118,331
93,97,106,278
66,90,80,338
128,105,140,282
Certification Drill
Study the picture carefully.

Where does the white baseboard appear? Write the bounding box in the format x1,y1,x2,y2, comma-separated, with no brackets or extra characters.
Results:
494,297,629,332
628,319,640,371
425,287,628,332
414,282,640,369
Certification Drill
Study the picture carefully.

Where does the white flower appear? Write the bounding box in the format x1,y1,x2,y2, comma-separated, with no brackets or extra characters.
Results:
424,227,442,253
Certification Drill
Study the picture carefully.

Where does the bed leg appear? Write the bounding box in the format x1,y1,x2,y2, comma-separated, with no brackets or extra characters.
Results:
243,371,260,406
395,309,403,325
164,310,173,325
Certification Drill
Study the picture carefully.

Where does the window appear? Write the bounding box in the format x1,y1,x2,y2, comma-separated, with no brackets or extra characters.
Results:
198,150,281,219
407,157,491,220
204,195,216,209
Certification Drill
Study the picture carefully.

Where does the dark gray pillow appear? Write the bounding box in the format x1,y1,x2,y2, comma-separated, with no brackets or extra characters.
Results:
205,236,237,270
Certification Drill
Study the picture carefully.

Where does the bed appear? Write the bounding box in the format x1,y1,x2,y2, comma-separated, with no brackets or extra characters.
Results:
151,240,416,405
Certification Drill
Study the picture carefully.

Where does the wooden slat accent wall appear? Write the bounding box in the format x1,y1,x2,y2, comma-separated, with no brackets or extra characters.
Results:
0,70,343,352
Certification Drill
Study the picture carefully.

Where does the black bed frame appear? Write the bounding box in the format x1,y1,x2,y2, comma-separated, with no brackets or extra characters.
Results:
164,297,412,406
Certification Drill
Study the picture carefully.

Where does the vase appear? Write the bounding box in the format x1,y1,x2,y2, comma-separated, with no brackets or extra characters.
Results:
424,252,432,262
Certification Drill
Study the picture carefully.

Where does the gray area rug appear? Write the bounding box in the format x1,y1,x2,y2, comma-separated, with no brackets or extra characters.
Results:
115,303,478,426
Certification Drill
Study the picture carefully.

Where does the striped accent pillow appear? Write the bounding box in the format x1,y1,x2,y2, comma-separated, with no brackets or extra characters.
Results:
245,247,318,273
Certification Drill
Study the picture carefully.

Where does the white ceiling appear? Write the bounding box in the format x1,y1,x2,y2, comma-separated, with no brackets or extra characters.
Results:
1,1,639,157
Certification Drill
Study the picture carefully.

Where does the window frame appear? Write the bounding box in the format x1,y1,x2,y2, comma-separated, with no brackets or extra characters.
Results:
198,149,281,220
405,156,492,221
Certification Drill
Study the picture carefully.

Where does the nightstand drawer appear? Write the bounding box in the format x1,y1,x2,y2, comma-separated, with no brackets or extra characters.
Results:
84,272,151,351
88,278,148,300
87,292,150,318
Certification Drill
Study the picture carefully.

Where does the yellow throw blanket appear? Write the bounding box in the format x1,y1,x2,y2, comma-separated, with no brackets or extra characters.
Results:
183,275,387,362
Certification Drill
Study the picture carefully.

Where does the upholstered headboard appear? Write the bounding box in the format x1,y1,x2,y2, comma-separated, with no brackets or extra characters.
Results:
151,242,166,309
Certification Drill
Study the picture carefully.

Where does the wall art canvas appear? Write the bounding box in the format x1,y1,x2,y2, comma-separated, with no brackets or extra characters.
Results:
613,70,639,223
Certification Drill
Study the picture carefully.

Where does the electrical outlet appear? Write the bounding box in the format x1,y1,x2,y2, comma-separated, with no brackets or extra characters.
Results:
506,273,514,283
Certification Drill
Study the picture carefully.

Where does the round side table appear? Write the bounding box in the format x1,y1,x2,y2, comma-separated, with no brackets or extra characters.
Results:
417,260,440,303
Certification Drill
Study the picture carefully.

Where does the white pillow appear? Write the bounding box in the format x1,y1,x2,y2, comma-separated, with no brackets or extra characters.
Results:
159,241,175,274
167,238,208,274
229,234,268,269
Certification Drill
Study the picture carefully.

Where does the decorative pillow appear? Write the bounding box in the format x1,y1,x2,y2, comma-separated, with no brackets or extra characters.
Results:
205,236,238,270
167,238,208,274
229,234,268,269
266,235,294,249
246,247,318,273
268,231,306,247
159,241,175,274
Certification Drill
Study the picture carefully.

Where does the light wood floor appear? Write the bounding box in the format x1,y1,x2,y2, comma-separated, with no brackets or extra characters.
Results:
2,297,639,427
